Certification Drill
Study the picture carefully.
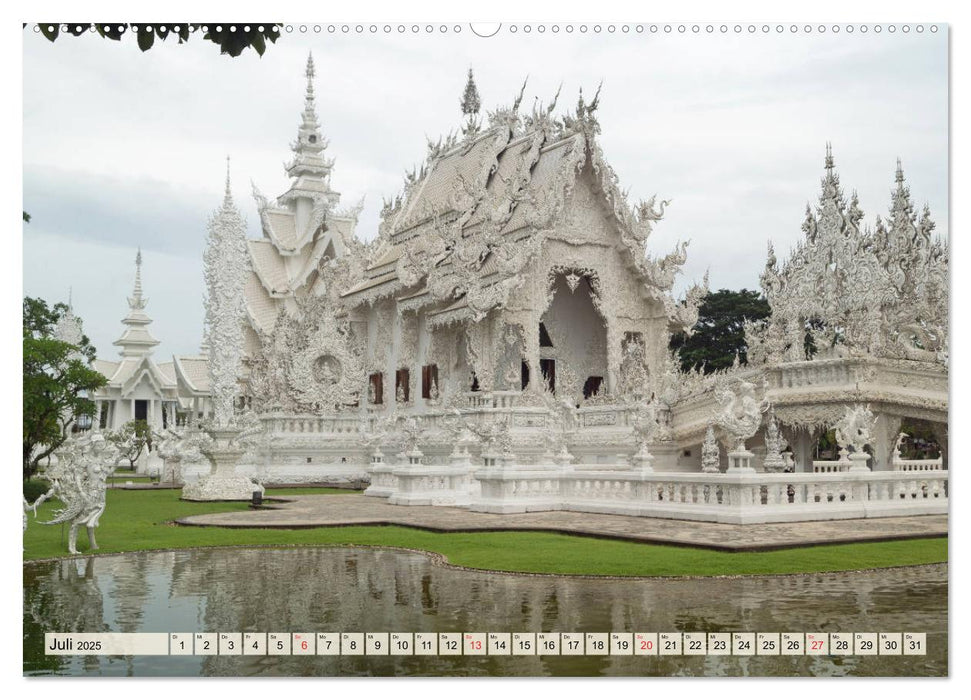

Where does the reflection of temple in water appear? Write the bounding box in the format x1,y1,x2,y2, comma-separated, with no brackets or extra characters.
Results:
24,549,946,677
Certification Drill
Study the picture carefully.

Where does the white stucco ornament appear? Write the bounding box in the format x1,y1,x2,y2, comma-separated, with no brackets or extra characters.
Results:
701,425,721,473
834,404,875,454
714,378,769,452
762,412,789,473
34,433,118,554
182,160,263,501
834,404,876,472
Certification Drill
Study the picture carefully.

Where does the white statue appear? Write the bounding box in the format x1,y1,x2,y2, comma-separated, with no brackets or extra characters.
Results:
714,378,769,452
630,401,659,451
893,431,909,461
701,425,721,473
762,413,789,473
37,433,117,555
834,404,876,472
834,404,876,454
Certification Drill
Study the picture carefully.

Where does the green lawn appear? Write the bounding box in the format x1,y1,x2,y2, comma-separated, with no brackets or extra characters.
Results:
22,489,947,577
107,476,155,484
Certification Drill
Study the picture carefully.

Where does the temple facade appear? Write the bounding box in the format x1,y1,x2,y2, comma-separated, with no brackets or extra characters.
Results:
181,56,947,522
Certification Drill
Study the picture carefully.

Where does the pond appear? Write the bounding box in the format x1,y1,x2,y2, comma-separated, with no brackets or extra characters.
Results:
23,547,947,677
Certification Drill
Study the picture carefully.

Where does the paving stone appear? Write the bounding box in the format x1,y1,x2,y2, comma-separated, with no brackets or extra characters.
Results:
176,494,948,551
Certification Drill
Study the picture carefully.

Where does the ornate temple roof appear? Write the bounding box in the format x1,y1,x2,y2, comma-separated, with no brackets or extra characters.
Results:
242,53,360,342
752,145,948,365
173,355,211,395
341,77,705,330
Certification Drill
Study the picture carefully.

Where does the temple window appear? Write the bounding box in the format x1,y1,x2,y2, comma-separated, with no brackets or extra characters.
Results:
368,372,384,404
396,368,411,403
583,376,603,399
520,361,530,390
540,359,556,393
539,322,554,348
421,364,438,399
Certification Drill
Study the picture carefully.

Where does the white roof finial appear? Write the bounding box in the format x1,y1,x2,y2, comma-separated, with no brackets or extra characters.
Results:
306,52,315,98
129,247,146,310
224,154,234,202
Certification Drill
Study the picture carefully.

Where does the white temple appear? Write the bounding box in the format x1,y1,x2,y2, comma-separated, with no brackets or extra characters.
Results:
85,54,948,519
172,55,946,521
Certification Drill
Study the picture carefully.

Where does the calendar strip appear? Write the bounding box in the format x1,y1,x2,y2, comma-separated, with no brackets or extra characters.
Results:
45,632,927,657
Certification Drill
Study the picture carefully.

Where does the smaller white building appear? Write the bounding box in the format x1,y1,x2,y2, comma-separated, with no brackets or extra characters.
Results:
88,250,182,431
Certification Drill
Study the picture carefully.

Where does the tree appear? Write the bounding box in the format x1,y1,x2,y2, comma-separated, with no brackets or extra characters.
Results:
34,23,281,57
669,289,771,374
23,297,106,480
108,420,155,469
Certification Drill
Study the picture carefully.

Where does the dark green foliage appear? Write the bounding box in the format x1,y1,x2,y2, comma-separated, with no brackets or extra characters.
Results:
670,289,771,374
23,478,52,502
23,297,107,480
35,23,281,57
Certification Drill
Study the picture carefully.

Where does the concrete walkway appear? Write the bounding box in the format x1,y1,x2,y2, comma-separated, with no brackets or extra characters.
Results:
175,494,948,551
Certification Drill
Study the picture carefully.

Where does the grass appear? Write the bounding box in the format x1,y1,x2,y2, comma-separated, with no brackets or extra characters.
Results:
107,475,155,484
22,489,947,577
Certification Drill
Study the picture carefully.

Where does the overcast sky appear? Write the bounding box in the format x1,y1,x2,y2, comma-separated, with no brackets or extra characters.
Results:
22,25,948,361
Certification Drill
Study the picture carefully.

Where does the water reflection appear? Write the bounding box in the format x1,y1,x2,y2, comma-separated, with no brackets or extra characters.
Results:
23,547,947,677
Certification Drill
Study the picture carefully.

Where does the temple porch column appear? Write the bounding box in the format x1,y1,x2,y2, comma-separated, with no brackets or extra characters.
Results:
792,427,815,473
871,413,902,471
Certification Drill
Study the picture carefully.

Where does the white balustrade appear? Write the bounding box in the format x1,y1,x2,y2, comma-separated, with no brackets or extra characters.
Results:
468,465,948,523
892,457,944,472
812,460,852,473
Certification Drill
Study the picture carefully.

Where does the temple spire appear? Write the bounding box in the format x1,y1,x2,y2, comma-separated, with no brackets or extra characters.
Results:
129,248,146,311
460,68,482,137
284,51,334,185
818,142,844,207
305,52,316,103
225,155,232,199
460,68,481,117
890,158,915,226
114,248,159,357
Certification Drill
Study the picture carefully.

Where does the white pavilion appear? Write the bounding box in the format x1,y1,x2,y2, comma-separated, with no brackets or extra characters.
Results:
79,250,212,431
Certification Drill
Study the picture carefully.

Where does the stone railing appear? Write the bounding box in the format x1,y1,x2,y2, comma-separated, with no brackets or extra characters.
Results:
261,414,364,435
812,460,852,473
469,466,948,524
772,358,865,391
892,457,944,472
463,391,524,409
576,404,636,429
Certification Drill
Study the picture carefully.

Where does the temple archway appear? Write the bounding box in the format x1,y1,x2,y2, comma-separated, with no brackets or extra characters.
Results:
538,273,607,402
